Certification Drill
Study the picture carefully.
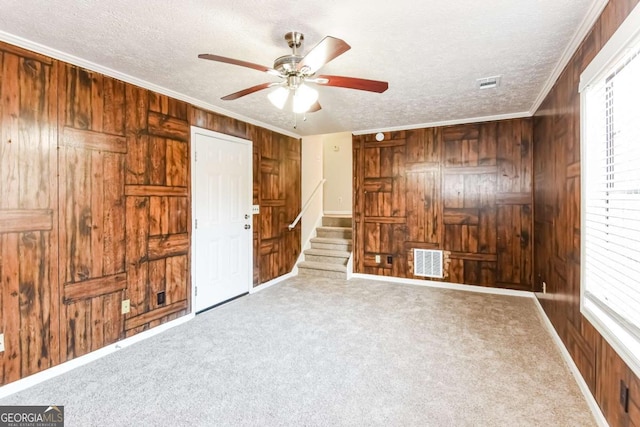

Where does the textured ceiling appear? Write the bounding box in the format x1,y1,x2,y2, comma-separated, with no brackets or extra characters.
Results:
0,0,600,137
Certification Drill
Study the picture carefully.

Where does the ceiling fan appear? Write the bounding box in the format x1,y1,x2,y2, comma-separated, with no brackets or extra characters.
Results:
198,31,389,114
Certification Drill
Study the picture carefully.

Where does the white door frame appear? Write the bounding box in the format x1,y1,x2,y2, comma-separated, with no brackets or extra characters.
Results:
190,126,253,313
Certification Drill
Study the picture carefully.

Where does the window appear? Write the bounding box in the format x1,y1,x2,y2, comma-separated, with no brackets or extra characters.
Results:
580,3,640,378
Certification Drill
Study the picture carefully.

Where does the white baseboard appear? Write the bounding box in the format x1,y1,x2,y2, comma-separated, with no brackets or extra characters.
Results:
0,313,195,399
349,273,534,298
532,297,608,427
346,253,354,280
250,272,296,294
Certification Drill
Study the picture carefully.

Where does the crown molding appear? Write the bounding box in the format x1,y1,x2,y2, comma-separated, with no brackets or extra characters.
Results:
529,0,610,114
352,111,531,135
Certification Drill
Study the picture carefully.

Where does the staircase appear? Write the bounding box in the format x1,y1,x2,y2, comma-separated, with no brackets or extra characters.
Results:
298,215,352,279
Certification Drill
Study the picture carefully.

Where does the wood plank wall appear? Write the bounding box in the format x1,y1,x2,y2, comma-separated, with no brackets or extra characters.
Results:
0,46,59,384
533,0,639,425
353,119,533,290
0,41,300,386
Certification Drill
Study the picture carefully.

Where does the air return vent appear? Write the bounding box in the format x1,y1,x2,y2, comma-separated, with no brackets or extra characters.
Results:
413,249,444,278
476,75,501,89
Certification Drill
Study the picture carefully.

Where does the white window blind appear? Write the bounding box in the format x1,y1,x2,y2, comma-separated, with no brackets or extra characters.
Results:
580,3,640,379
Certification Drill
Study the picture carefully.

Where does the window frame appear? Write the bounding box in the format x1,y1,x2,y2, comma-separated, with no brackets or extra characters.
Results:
579,2,640,380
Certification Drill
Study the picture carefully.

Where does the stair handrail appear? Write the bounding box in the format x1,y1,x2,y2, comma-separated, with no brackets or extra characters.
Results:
288,178,326,230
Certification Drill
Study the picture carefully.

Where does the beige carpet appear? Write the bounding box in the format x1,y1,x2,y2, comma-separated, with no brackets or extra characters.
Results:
0,276,596,426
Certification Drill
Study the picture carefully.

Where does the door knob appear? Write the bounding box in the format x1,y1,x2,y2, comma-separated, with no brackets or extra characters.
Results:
244,224,251,229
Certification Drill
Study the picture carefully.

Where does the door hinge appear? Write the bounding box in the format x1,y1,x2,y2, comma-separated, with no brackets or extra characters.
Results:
194,151,197,162
195,219,198,229
195,286,198,297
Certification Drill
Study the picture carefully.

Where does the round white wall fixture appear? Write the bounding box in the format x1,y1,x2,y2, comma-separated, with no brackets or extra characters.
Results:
375,132,384,141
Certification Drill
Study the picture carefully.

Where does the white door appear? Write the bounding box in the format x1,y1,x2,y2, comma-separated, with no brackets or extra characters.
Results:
192,128,252,312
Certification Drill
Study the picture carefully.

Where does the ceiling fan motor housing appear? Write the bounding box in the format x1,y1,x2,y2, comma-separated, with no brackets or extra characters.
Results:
274,54,303,75
274,31,308,75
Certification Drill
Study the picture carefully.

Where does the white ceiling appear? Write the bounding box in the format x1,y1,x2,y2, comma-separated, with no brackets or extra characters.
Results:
0,0,603,137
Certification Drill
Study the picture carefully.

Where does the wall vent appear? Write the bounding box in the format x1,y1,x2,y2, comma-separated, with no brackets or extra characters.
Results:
476,75,502,89
413,249,444,278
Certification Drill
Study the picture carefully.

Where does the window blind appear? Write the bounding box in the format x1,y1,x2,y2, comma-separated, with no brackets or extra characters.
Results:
582,34,640,373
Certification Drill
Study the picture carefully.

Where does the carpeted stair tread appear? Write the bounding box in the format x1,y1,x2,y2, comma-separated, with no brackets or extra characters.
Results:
303,248,351,258
310,237,352,245
316,226,352,232
297,261,347,272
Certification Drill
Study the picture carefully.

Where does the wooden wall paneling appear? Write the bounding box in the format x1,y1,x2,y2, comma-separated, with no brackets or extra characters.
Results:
597,338,631,426
354,120,532,290
353,135,364,273
495,119,533,289
125,86,149,185
442,123,500,287
124,92,190,334
0,43,59,383
405,127,442,250
0,40,300,385
58,63,127,359
533,1,640,425
565,318,596,394
358,133,408,276
281,135,301,278
405,167,440,244
190,107,249,141
629,373,640,427
124,195,149,337
251,125,261,285
496,204,532,290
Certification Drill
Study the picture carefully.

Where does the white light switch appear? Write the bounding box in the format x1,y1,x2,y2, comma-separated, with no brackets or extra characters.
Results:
0,333,4,353
252,205,260,214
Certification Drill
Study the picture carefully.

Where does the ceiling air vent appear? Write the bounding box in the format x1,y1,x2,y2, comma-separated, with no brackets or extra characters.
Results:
476,75,502,89
414,249,444,278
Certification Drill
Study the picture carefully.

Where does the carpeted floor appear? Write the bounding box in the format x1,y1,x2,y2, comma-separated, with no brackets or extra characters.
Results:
0,277,596,426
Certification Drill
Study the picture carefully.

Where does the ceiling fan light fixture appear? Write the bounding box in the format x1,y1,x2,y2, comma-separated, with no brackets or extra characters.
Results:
267,86,289,109
292,83,318,113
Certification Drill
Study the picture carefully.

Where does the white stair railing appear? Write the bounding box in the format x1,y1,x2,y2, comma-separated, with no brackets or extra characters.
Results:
288,179,326,230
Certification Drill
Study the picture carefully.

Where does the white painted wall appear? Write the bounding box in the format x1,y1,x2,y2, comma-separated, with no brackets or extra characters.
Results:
300,135,324,249
322,132,352,214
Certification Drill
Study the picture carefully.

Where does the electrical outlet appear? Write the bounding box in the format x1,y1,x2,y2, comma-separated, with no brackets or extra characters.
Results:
387,255,393,264
620,380,630,413
375,255,381,263
157,291,166,305
0,333,4,353
121,299,130,314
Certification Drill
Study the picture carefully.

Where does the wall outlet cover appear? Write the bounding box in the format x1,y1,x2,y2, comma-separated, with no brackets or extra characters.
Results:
121,299,131,314
0,333,4,353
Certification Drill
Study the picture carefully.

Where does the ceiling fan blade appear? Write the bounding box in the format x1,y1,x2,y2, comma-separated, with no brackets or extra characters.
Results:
315,75,389,93
198,54,281,76
297,36,351,74
221,82,279,100
307,101,322,113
